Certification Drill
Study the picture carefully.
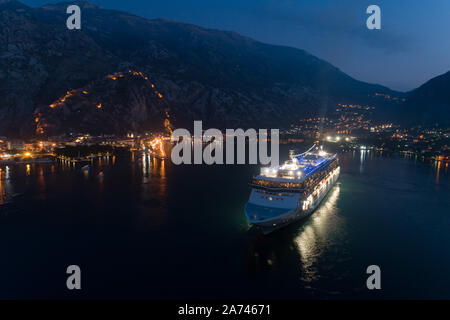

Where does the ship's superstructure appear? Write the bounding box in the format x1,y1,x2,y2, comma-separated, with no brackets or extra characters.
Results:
245,145,340,233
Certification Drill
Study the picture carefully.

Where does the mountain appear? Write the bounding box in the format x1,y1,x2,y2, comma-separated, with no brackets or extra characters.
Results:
0,0,118,135
34,71,170,135
1,0,401,136
403,71,450,124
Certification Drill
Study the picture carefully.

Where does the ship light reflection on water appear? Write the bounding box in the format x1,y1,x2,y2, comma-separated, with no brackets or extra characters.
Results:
294,185,342,283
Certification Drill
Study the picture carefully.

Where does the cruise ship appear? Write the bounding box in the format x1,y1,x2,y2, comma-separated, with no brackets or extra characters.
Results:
245,145,340,234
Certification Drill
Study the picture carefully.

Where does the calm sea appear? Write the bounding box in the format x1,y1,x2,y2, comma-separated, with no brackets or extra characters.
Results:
0,145,449,299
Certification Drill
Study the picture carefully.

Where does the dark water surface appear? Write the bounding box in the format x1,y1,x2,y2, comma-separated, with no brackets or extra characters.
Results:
0,146,449,299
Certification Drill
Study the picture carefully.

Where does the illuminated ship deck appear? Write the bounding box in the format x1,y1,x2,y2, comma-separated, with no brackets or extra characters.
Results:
245,146,340,234
253,151,337,187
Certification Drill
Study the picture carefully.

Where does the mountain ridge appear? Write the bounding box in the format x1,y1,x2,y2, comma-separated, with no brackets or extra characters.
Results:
402,70,450,124
1,1,447,137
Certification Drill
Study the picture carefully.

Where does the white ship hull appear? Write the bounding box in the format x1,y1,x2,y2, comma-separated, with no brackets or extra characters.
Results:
245,166,340,234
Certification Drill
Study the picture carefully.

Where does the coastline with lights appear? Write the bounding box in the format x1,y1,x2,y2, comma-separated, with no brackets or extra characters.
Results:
0,132,170,165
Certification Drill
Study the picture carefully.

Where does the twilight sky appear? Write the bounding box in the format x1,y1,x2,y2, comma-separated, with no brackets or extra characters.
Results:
22,0,450,91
